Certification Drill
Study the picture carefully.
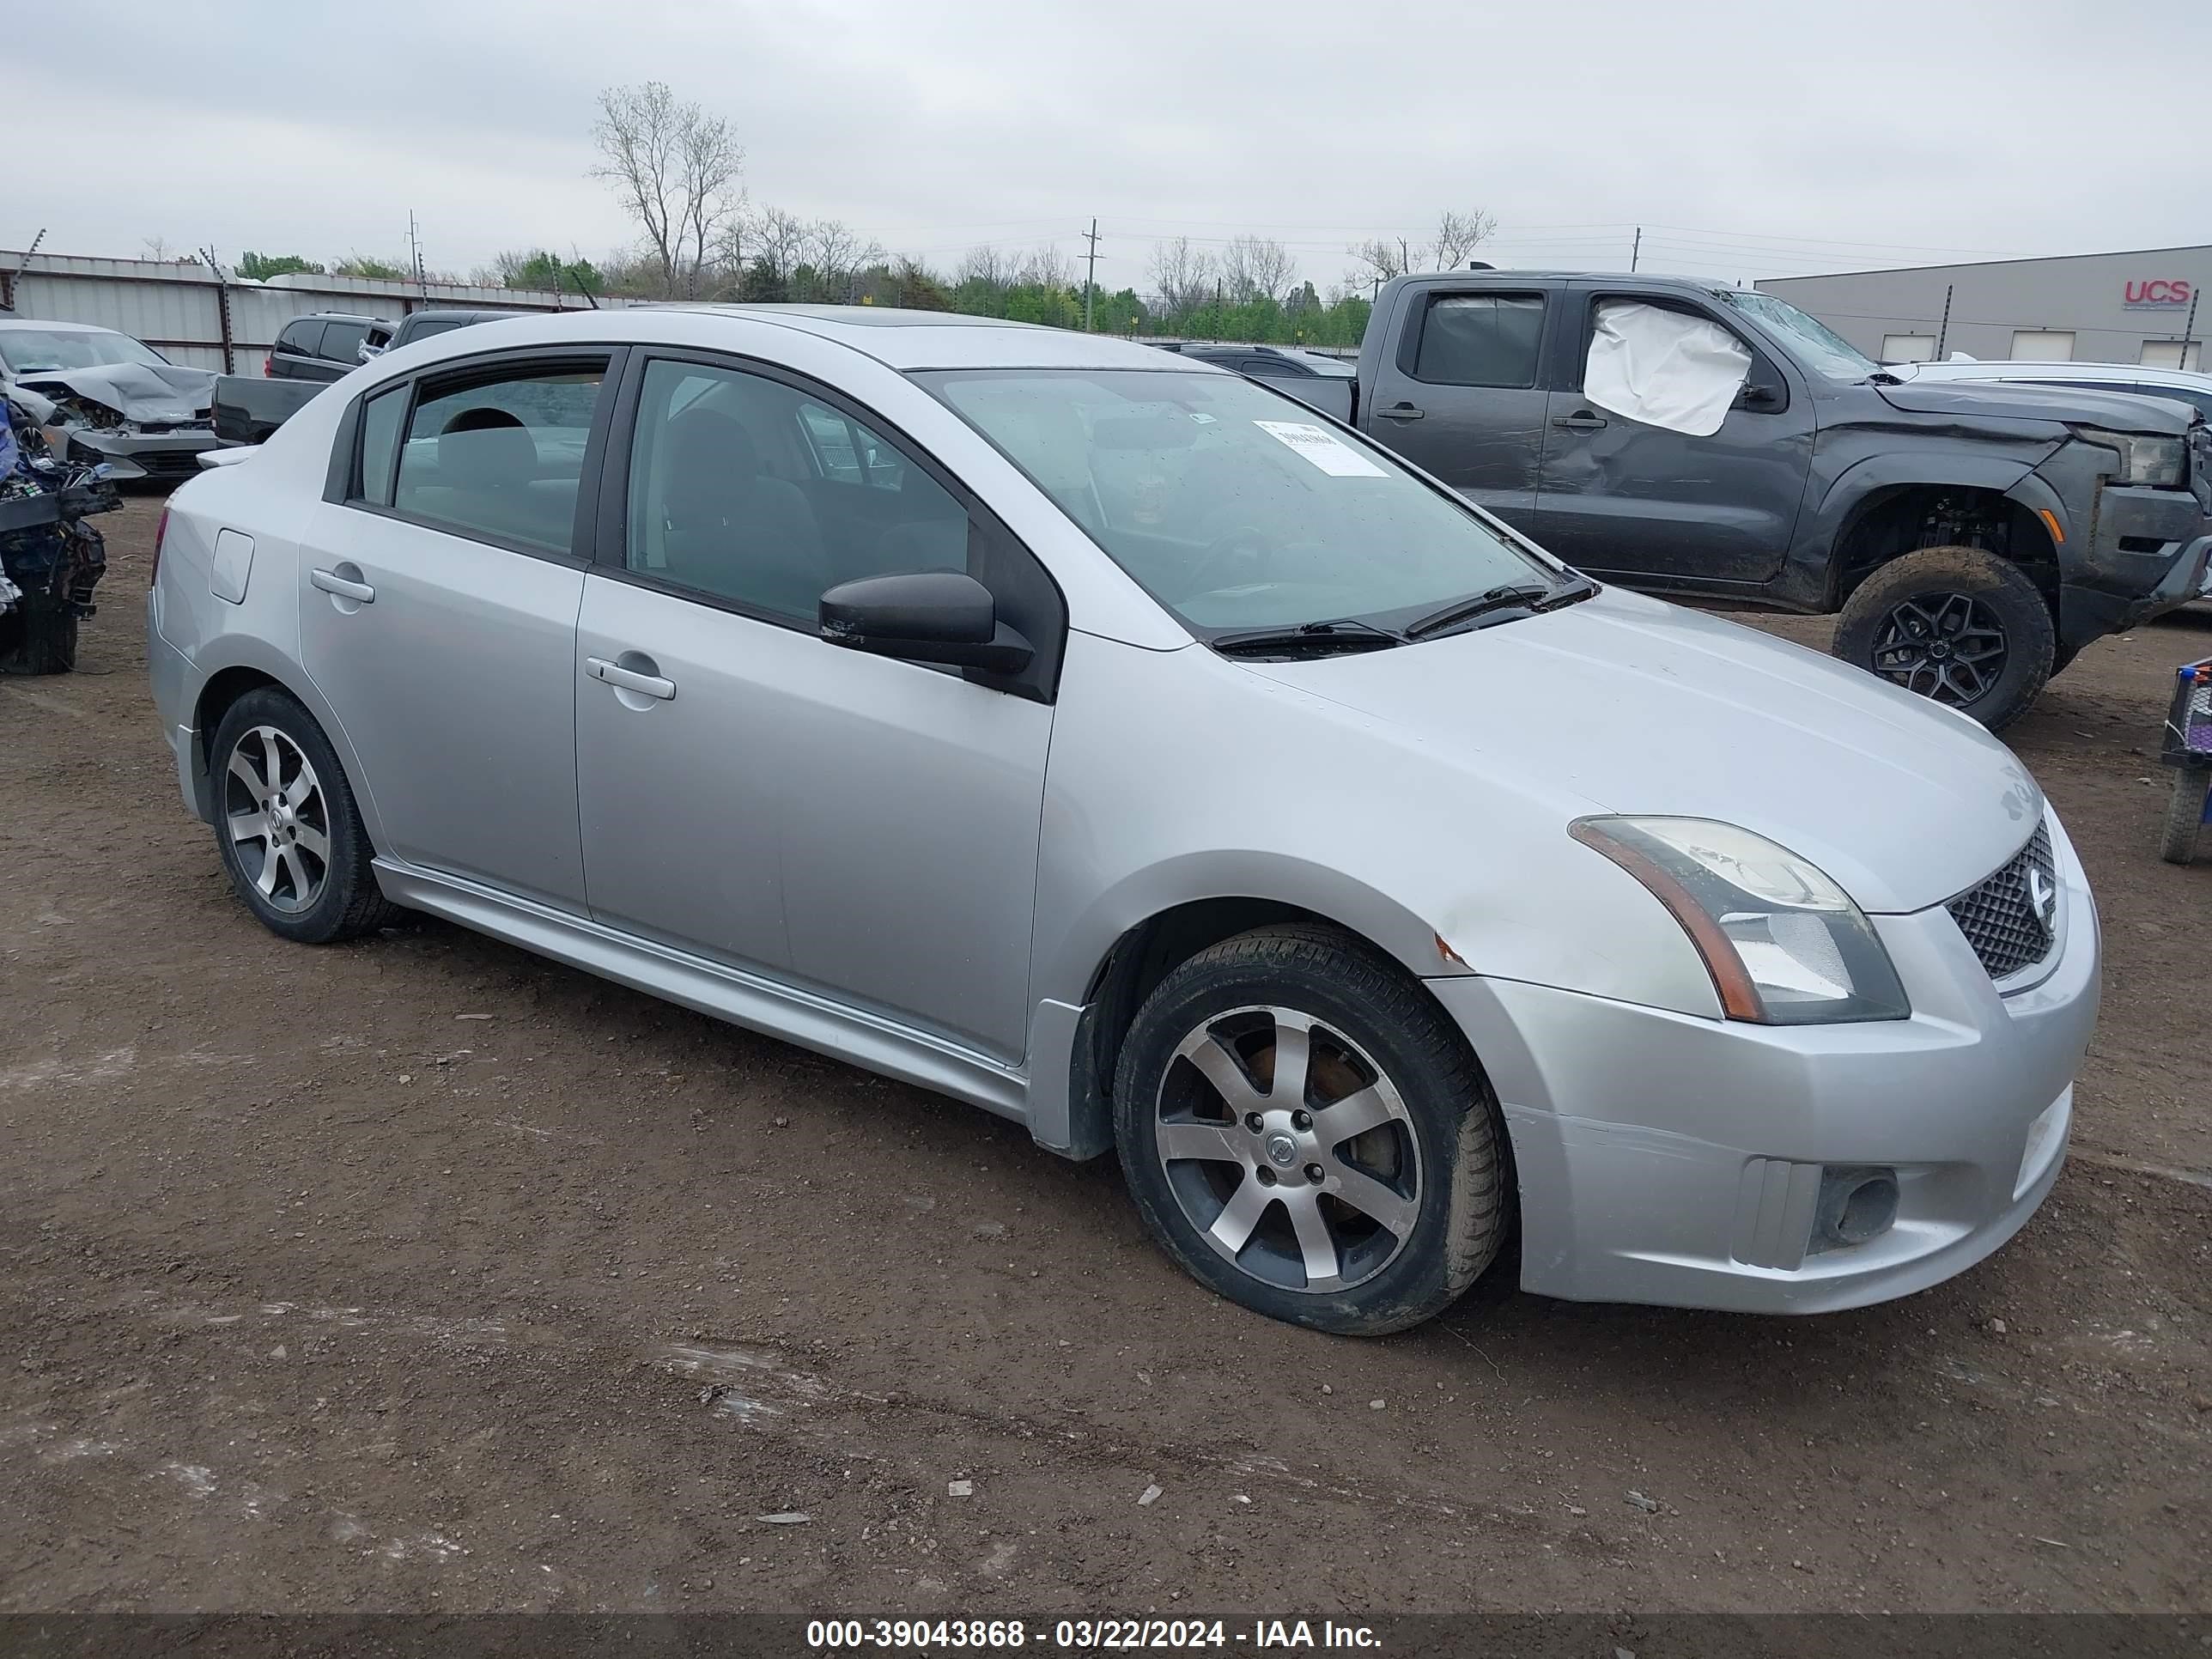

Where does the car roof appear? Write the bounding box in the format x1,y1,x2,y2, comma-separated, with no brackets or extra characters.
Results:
632,304,1211,373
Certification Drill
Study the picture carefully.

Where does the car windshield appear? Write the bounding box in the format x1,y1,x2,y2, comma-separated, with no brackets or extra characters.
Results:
1714,290,1877,382
0,328,169,373
920,368,1565,637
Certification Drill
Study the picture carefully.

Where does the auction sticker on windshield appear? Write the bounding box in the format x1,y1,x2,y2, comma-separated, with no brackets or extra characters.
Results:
1254,421,1387,477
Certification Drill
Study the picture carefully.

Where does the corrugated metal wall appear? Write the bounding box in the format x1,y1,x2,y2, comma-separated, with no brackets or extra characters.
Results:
0,251,636,374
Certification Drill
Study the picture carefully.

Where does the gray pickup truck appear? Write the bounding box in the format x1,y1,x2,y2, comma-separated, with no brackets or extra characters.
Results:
1344,270,2212,728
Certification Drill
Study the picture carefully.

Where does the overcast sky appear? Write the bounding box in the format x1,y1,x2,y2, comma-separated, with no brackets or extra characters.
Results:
14,0,2209,294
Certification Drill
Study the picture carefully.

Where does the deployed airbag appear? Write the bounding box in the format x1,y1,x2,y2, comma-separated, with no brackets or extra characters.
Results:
1583,301,1751,438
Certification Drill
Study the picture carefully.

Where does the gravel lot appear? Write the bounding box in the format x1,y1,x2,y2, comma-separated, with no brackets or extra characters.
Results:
3,495,2209,1614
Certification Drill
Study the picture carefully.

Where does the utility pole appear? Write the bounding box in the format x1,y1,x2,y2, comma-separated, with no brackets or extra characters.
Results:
406,210,428,301
1630,227,1641,271
1082,218,1100,332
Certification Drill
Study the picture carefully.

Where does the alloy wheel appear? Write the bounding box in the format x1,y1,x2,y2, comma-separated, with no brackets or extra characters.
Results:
1869,592,2009,706
1153,1005,1421,1293
222,725,331,915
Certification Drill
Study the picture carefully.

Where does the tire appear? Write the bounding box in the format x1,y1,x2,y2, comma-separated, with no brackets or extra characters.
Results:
208,687,403,943
1832,545,2055,732
2160,763,2210,866
1112,924,1510,1336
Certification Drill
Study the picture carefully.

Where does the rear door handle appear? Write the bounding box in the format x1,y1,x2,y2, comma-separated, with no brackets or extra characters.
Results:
1377,403,1425,422
585,655,676,701
1552,412,1607,432
309,566,374,603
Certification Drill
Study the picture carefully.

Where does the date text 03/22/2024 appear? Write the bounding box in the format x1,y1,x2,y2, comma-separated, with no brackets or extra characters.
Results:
805,1618,1382,1649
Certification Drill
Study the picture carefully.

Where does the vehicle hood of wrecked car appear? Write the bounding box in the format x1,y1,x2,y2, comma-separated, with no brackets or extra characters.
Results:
14,362,216,422
1873,375,2197,434
1235,586,2044,915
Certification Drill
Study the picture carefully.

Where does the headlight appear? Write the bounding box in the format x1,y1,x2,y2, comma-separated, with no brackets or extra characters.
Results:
2071,426,2185,488
1570,817,1910,1024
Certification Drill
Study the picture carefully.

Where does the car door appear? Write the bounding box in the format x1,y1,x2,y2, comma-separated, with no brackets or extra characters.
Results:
1357,284,1554,526
1532,289,1812,586
270,319,326,381
296,347,619,911
574,352,1061,1060
317,319,374,378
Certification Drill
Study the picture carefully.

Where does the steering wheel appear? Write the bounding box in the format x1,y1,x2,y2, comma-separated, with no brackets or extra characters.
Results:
1183,526,1271,595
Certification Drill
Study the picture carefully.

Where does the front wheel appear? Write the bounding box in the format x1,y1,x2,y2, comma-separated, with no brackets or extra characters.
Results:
1112,926,1510,1336
1832,545,2056,732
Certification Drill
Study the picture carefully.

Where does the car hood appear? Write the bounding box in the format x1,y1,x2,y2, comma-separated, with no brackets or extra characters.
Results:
1874,376,2197,434
1243,588,2043,914
14,362,217,422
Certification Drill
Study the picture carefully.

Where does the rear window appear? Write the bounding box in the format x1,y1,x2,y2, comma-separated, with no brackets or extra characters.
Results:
1411,295,1546,388
319,320,373,364
388,361,606,555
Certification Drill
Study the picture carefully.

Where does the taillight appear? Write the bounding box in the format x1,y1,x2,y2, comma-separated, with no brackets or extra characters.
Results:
151,506,171,586
263,354,273,377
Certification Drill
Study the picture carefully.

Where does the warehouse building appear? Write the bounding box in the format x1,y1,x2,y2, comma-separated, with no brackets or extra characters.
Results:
1757,244,2207,368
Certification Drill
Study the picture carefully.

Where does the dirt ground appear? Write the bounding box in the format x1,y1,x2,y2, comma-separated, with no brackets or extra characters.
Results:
3,495,2209,1617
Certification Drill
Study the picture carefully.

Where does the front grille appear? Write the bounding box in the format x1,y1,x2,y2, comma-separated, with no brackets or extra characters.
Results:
1946,822,2057,981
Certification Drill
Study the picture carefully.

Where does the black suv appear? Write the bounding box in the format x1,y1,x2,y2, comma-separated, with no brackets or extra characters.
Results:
265,313,395,382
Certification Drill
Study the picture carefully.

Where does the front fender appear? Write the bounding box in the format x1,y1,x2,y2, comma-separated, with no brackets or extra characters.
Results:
1789,447,2048,607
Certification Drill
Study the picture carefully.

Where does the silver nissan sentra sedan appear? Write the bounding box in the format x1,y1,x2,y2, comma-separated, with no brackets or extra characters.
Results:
146,306,2099,1334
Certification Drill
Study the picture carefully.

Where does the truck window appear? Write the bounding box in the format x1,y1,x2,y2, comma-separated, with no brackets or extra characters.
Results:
320,320,373,364
1411,295,1546,389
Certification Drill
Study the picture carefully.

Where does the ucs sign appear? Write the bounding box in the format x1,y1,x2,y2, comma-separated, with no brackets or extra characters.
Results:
2124,279,2195,308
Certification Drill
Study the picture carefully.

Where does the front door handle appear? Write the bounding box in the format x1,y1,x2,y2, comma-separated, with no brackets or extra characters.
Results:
1377,403,1425,422
309,566,374,603
1552,412,1608,432
586,655,676,702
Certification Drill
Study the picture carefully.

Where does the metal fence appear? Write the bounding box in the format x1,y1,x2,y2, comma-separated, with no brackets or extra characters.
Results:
0,250,638,374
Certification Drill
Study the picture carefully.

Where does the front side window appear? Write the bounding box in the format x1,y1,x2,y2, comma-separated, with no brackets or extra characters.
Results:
623,359,967,624
921,368,1565,638
1412,294,1546,387
391,361,606,554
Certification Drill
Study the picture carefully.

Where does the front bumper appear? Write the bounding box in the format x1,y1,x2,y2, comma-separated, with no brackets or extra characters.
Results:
2056,475,2212,646
1434,813,2100,1314
66,426,217,480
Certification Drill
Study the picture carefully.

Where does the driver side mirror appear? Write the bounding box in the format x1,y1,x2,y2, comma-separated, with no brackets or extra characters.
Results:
1739,381,1784,410
819,570,1034,675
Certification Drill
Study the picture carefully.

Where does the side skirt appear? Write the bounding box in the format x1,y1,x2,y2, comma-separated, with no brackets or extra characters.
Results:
372,860,1032,1127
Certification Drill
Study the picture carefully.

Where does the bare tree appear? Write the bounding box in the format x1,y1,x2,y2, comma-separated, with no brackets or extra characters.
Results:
954,245,1015,294
1345,236,1408,293
1425,209,1497,271
802,219,884,301
1220,234,1295,303
591,82,744,298
744,204,811,288
1149,235,1217,316
1018,243,1074,289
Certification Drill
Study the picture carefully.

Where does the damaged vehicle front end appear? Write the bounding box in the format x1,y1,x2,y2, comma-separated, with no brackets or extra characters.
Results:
1,386,127,674
0,322,218,481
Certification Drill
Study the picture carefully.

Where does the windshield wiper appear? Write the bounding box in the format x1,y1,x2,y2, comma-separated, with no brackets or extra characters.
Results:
1209,617,1407,658
1405,577,1594,640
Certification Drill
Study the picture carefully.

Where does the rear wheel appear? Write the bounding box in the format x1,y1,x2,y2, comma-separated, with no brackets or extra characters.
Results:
209,688,402,943
1832,545,2054,732
1112,925,1510,1336
2160,763,2210,865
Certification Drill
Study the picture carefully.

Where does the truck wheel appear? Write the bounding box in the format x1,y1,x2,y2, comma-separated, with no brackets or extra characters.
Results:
1833,546,2054,732
2160,763,2210,865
